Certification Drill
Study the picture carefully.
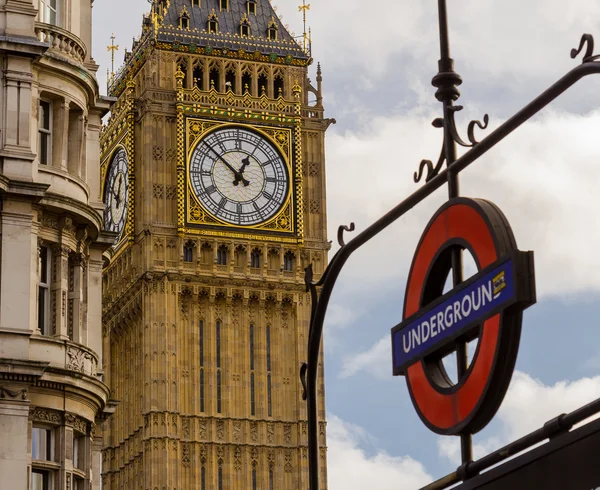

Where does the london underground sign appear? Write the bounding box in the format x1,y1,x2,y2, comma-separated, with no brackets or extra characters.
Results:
391,198,536,435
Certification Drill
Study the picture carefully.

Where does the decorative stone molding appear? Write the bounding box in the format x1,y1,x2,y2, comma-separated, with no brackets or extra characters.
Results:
66,344,97,376
0,386,27,400
65,412,88,434
30,407,62,424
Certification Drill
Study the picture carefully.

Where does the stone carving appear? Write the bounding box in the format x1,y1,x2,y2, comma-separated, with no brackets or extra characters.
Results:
284,450,293,473
65,413,88,434
0,386,27,400
182,418,190,438
234,447,242,470
67,345,95,375
250,422,258,442
153,184,164,199
284,424,292,445
30,407,61,424
319,422,326,436
233,421,242,442
166,185,177,200
267,423,274,444
182,443,191,467
216,420,225,440
199,419,207,439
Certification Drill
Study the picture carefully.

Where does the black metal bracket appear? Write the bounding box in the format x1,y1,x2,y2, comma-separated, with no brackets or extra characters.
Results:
302,25,600,490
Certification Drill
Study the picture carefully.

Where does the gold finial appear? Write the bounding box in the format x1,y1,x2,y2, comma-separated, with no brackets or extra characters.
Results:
298,0,311,52
175,66,185,90
292,80,302,98
107,33,119,77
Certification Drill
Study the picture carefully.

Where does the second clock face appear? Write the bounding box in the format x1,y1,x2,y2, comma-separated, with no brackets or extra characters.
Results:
103,148,128,241
189,127,290,226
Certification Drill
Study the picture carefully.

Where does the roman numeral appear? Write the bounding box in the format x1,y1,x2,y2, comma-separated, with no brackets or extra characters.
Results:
205,185,216,194
219,197,227,208
263,191,273,200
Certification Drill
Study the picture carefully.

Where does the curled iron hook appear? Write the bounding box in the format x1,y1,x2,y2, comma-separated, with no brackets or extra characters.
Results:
337,223,355,247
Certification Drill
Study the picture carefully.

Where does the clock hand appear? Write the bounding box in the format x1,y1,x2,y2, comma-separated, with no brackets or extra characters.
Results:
233,156,251,187
202,141,250,186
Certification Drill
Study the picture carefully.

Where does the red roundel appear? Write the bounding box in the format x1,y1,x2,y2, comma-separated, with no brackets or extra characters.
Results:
402,198,532,435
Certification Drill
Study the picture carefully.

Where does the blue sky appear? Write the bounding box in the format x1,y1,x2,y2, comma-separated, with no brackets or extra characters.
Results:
94,1,600,487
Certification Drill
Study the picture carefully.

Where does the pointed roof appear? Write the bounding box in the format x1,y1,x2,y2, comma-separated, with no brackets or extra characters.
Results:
156,0,307,59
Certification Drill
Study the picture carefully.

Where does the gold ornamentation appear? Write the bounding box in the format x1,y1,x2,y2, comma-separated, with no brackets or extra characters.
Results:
182,118,297,237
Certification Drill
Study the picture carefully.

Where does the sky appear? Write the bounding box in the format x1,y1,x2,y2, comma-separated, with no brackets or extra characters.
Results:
92,1,600,488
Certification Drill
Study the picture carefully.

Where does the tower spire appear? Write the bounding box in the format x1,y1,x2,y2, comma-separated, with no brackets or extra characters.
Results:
298,0,311,53
107,32,119,78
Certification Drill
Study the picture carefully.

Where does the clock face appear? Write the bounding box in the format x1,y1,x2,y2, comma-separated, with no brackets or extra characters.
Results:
103,148,129,241
189,127,290,226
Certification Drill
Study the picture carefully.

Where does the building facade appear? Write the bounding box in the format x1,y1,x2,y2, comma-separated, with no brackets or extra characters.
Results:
0,1,114,489
100,0,332,488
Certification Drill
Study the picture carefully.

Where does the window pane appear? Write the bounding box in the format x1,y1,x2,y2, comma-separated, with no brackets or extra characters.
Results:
40,246,48,283
266,326,271,371
40,134,49,165
39,101,50,130
216,321,221,368
250,372,255,416
200,369,205,412
199,320,204,367
249,324,254,370
31,470,47,490
38,286,46,333
32,427,51,460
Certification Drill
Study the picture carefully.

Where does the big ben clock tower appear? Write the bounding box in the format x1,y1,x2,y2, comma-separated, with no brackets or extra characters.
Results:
100,1,332,489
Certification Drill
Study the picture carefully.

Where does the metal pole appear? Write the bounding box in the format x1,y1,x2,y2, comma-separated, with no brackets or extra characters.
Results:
434,0,472,464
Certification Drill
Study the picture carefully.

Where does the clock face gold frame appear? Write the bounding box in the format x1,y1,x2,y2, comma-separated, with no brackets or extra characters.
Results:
184,118,296,236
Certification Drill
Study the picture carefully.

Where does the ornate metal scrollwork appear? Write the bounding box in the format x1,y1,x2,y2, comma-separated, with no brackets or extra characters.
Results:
414,109,489,184
571,34,600,63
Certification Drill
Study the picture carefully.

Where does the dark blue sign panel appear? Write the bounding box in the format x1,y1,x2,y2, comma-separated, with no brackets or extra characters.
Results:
392,258,516,374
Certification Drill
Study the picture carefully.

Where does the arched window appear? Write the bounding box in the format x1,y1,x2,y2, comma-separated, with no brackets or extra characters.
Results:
179,7,190,29
220,0,228,11
248,0,257,15
239,13,251,37
267,16,278,41
210,67,221,92
250,249,261,268
217,245,228,265
183,241,194,262
258,73,268,96
283,251,295,272
193,65,204,89
225,69,236,93
208,9,219,32
274,75,284,98
242,72,252,94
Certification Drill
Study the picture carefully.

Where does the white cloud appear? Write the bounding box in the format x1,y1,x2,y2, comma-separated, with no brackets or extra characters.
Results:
339,336,391,379
326,108,600,300
327,414,433,490
438,371,600,466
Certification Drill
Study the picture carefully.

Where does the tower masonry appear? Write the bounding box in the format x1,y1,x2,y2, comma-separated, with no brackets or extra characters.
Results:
100,1,333,489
